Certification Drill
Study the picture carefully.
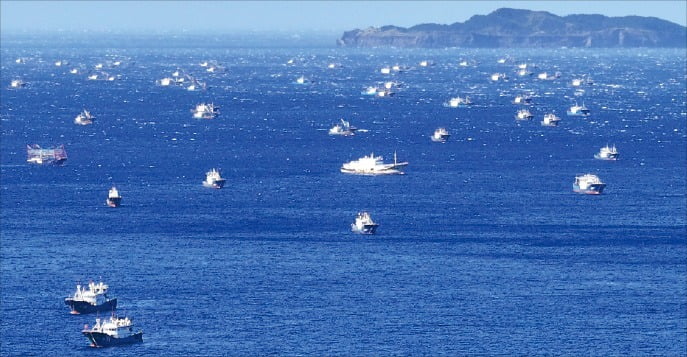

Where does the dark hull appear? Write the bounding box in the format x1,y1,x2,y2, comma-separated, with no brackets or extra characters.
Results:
83,331,143,347
106,197,122,207
65,298,117,314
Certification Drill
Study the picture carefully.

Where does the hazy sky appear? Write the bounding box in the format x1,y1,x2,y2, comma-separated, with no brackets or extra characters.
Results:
1,1,685,33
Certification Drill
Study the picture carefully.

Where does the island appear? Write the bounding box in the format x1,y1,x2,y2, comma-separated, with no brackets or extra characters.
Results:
337,8,686,48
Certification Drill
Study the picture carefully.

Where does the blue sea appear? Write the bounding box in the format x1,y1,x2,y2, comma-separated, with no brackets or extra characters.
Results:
1,33,686,356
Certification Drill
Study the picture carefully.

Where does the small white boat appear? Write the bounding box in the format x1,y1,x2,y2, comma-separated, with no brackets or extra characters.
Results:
594,145,619,160
192,103,219,119
515,109,534,121
351,211,379,235
431,128,450,143
419,60,433,67
106,186,122,207
295,76,308,85
573,174,606,195
512,95,532,105
202,168,226,189
87,74,99,80
567,103,590,116
361,86,378,96
341,152,407,175
444,96,472,108
329,119,357,136
571,78,583,87
70,68,79,74
74,109,94,125
490,73,507,81
380,67,391,74
10,79,25,88
541,113,561,126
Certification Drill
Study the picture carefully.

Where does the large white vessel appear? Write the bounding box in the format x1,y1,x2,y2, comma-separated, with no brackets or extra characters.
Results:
65,280,117,314
351,211,379,235
341,153,408,175
541,113,561,126
329,119,357,136
192,103,219,119
74,109,94,125
82,315,143,347
515,109,534,121
431,128,450,142
203,168,226,189
573,174,606,195
594,145,619,160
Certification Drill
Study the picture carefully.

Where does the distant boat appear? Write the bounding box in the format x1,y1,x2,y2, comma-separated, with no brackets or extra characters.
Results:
444,96,472,108
341,152,407,175
82,315,143,348
74,109,94,125
567,103,590,116
515,109,534,121
329,119,357,136
538,71,561,80
512,95,532,105
203,168,226,189
380,67,391,74
573,174,606,195
64,280,117,314
490,73,507,81
431,128,450,142
295,76,309,85
351,211,379,235
106,187,122,207
541,113,561,126
594,145,619,160
26,144,67,165
10,79,26,88
419,60,434,67
192,103,219,119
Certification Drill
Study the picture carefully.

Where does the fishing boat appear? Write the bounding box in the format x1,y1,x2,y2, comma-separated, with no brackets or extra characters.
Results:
329,119,357,136
74,109,94,125
541,113,561,126
351,211,379,235
192,103,219,119
512,95,532,105
594,145,619,160
431,128,450,142
26,144,67,165
294,76,309,85
64,280,117,314
573,174,606,195
444,96,472,108
341,152,407,175
82,315,143,347
567,103,590,116
515,109,534,121
490,73,507,81
10,79,25,88
106,187,122,207
361,86,378,96
203,168,226,189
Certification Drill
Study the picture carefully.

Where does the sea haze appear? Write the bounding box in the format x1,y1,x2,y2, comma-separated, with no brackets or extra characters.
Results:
1,34,685,355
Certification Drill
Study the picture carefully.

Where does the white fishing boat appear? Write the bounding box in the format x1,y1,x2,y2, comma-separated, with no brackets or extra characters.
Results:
10,79,25,88
515,109,534,121
567,103,590,116
490,73,507,81
573,174,606,195
594,145,619,160
444,96,472,108
192,103,219,119
106,186,122,207
74,109,94,125
541,113,561,126
431,128,450,143
295,76,309,85
351,211,379,235
512,95,533,105
341,152,407,175
380,67,391,74
82,315,143,348
26,144,67,165
202,168,226,189
65,280,117,314
329,119,357,136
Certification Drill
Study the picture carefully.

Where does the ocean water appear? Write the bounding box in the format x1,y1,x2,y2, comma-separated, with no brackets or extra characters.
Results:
1,35,686,355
